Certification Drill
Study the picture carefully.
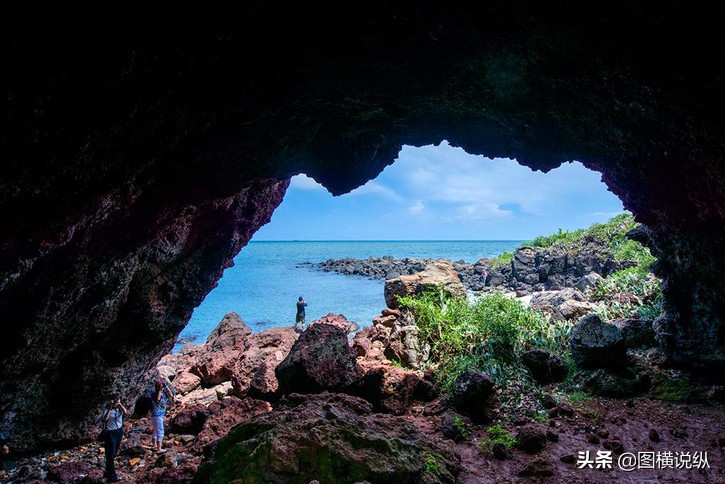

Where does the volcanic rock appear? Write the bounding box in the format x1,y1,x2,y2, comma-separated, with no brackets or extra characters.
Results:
383,261,466,309
195,397,272,453
570,314,627,368
195,393,459,483
516,424,548,453
231,327,297,401
530,288,592,322
612,318,657,349
521,349,568,385
276,323,360,394
448,370,495,423
169,403,210,435
192,313,252,386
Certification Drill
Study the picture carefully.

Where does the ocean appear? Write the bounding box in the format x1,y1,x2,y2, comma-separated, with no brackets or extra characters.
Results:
178,240,521,346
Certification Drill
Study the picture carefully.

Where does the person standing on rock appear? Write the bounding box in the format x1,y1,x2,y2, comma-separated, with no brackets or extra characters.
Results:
101,393,128,483
295,296,307,332
151,380,171,452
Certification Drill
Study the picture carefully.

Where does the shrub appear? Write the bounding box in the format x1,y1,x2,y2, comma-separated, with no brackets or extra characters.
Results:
490,251,512,268
478,424,517,453
592,266,662,320
398,290,572,388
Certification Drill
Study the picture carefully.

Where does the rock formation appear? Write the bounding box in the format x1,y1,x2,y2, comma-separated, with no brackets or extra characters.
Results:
2,2,725,449
384,261,466,309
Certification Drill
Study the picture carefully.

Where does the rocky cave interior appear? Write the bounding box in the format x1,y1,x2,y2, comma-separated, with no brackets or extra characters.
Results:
1,2,724,455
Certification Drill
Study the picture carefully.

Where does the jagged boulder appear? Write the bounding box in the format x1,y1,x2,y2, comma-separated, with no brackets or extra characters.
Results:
521,349,568,385
231,327,297,401
169,403,210,435
384,261,466,309
308,313,359,334
355,364,431,415
275,323,360,394
570,314,627,368
448,370,496,423
612,318,657,348
195,393,460,483
194,397,272,453
192,313,252,386
575,272,604,293
529,288,592,321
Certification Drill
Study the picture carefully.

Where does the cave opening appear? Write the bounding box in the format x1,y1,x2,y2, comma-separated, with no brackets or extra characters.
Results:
179,141,637,348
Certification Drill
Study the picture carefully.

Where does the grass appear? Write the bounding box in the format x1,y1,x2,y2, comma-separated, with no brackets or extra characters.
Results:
490,251,512,268
398,289,572,389
519,213,663,321
591,265,662,320
478,424,517,453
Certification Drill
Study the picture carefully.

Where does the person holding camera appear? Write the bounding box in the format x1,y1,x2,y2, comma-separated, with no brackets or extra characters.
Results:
101,393,127,482
151,380,172,452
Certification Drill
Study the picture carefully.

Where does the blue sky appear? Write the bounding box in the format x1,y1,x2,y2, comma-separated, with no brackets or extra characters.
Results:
254,141,625,240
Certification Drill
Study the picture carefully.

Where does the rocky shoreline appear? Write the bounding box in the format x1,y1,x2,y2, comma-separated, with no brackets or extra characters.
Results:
3,262,723,483
304,235,636,295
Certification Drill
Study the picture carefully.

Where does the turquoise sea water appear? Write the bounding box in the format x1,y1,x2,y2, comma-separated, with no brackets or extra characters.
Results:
179,240,521,345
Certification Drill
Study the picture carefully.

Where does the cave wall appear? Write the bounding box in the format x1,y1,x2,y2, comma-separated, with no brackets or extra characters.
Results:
2,2,725,449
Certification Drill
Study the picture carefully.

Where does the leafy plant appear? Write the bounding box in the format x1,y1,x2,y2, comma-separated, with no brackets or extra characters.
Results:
490,251,512,268
398,289,572,389
478,424,517,453
453,417,472,440
422,452,442,476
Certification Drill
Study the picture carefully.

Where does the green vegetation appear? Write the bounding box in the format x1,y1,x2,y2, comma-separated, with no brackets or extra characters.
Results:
525,214,651,264
478,424,517,453
523,213,662,321
592,265,662,320
453,417,472,440
565,390,591,404
398,289,572,389
649,376,692,401
422,452,442,476
490,251,512,268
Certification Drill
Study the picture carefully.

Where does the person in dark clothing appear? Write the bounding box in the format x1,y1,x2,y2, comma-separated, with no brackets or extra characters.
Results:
295,296,307,331
101,393,128,483
0,432,10,472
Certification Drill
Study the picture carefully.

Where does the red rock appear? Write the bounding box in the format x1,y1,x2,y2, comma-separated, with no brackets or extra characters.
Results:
174,371,201,395
352,326,376,357
381,308,401,318
169,403,210,435
191,313,251,385
195,397,272,452
231,327,297,400
198,392,460,482
309,313,358,334
356,364,422,415
275,323,360,394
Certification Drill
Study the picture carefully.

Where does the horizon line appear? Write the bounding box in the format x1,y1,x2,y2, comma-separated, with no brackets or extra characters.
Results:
250,239,527,242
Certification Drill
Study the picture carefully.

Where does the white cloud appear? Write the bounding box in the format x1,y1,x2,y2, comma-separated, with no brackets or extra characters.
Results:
376,141,606,223
409,200,425,214
289,174,327,191
347,181,403,202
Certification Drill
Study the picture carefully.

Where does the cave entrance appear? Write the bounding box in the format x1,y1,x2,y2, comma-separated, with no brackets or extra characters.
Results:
179,141,639,346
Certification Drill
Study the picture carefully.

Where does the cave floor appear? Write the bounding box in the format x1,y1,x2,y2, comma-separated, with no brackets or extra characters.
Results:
2,396,723,483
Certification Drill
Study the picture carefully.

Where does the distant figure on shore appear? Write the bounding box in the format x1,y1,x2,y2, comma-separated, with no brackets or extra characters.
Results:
295,296,307,331
101,393,128,483
151,380,172,452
